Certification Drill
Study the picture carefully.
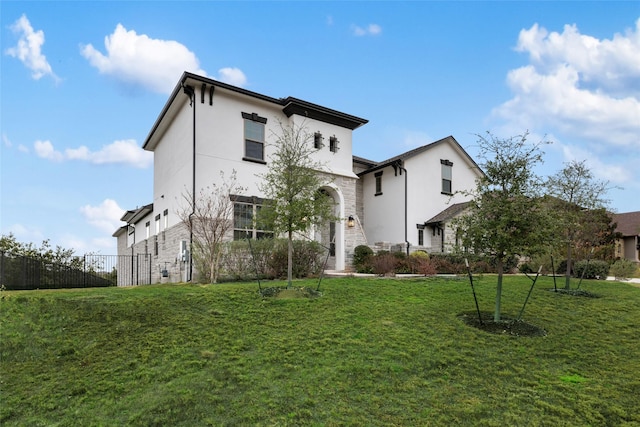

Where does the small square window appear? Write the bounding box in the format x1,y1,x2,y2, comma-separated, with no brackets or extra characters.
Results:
314,132,324,149
329,136,339,153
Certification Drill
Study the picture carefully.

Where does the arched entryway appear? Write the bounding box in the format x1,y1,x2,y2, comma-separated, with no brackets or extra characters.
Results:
315,184,346,271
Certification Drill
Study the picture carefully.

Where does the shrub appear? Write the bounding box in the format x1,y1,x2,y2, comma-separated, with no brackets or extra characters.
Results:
353,245,374,273
609,259,638,280
370,251,398,276
268,239,324,279
573,260,610,279
409,251,437,276
219,238,323,281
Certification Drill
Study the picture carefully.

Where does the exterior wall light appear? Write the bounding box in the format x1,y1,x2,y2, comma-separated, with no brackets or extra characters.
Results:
347,215,355,228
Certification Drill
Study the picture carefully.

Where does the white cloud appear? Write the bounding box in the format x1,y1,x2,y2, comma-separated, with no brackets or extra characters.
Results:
5,14,58,81
18,144,29,153
80,199,125,235
80,24,208,94
33,139,152,168
493,19,640,150
560,143,632,184
2,133,12,148
352,23,382,37
65,139,153,168
34,140,64,161
80,24,249,92
217,67,247,87
3,223,44,244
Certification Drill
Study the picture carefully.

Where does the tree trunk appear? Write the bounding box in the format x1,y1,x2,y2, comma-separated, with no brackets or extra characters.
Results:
494,258,504,322
565,241,572,290
287,230,293,288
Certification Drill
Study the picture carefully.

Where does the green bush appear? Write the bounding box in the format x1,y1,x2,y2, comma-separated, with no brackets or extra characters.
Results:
573,260,610,279
353,245,374,273
609,259,638,279
268,239,324,279
219,238,324,281
220,239,274,281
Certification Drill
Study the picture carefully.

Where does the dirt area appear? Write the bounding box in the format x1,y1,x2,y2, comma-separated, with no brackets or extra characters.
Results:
458,311,547,337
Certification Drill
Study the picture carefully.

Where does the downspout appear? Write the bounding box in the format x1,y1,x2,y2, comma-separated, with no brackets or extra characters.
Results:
182,83,196,282
397,161,409,256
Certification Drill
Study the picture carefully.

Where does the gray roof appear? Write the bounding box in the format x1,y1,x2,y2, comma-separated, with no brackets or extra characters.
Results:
356,135,483,177
424,202,471,225
612,211,640,237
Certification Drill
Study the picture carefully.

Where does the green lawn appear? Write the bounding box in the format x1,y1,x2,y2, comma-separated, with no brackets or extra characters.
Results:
1,276,639,426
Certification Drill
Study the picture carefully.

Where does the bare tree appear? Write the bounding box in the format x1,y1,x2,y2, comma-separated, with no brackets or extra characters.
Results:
177,170,245,283
545,160,612,289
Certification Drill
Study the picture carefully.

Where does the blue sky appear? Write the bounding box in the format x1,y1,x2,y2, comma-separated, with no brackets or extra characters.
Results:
2,1,639,255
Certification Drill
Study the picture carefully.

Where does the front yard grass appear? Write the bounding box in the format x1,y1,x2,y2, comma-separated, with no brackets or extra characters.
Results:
1,275,639,426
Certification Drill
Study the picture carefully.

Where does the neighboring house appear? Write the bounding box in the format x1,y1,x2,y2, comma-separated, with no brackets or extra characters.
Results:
113,72,481,284
612,211,640,263
355,136,483,254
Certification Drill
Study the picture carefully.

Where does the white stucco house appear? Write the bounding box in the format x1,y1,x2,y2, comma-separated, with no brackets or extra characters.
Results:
354,136,483,254
113,72,482,284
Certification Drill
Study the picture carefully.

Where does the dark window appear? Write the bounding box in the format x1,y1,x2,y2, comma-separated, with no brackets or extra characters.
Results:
242,112,267,162
329,136,339,153
375,171,383,196
329,222,336,256
418,229,424,246
233,199,272,240
441,159,453,194
314,132,324,149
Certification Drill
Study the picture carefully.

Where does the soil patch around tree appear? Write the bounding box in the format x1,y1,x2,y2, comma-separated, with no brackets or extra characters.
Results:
458,311,547,337
259,286,322,299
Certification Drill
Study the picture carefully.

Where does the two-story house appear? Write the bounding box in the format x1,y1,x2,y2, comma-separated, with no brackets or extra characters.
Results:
113,72,369,284
113,72,482,285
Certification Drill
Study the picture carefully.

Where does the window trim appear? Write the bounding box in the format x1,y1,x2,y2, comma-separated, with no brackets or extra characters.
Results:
441,159,453,195
242,112,267,163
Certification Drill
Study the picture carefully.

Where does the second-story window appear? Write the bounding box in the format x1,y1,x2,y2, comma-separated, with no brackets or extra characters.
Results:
314,132,324,149
329,136,339,153
441,159,453,194
375,171,383,196
242,112,267,162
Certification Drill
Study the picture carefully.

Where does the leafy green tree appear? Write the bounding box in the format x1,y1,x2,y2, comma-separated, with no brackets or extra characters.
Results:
0,233,81,268
258,121,337,288
455,132,551,321
544,160,613,289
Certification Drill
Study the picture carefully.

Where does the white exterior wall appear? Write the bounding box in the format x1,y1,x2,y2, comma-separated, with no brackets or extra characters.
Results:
361,139,481,250
362,166,406,245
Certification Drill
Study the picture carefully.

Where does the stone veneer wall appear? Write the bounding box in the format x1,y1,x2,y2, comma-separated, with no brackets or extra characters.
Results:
118,222,191,286
335,174,367,270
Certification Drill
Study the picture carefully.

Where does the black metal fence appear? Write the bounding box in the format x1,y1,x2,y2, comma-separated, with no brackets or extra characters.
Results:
0,252,152,290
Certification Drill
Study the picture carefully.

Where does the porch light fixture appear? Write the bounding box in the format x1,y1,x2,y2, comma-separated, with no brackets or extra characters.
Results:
347,215,355,228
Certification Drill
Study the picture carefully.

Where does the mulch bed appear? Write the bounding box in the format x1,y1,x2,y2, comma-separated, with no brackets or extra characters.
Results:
459,311,547,337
